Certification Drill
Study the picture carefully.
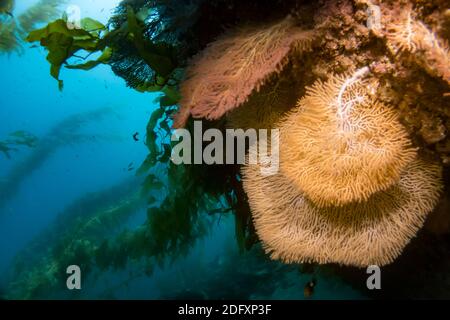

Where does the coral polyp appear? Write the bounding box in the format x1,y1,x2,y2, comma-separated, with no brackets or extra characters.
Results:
279,68,417,207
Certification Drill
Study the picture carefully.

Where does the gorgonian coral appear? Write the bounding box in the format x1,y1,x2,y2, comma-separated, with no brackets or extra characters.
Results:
279,68,417,207
173,15,315,128
243,156,442,267
385,5,450,85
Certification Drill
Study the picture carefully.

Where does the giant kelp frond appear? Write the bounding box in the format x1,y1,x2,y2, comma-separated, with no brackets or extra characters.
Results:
385,5,450,85
7,164,236,299
7,107,245,298
8,179,145,299
280,68,417,207
0,19,21,53
26,18,109,90
0,131,38,159
25,6,179,92
108,0,201,91
110,0,203,45
173,15,315,128
12,178,144,266
0,107,117,212
243,157,443,267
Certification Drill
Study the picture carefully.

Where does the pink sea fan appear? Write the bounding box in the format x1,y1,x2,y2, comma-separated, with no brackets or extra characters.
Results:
173,15,315,128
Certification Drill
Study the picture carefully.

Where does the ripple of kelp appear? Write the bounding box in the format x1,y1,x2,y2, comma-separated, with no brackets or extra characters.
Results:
0,131,38,159
0,107,119,212
6,177,146,300
5,162,241,299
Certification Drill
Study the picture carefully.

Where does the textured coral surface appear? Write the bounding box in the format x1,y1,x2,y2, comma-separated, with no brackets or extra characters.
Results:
243,154,442,267
223,0,449,268
279,71,417,207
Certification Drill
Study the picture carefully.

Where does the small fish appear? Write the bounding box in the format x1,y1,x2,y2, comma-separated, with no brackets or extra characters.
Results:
132,132,139,142
303,278,317,299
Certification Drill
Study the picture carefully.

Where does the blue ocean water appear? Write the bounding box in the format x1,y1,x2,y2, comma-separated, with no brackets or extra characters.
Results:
0,0,366,300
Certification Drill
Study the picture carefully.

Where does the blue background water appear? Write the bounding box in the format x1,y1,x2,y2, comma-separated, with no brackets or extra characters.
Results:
0,0,366,299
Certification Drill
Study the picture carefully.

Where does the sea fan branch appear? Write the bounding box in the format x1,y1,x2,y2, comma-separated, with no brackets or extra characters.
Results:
243,156,443,267
386,7,450,85
279,70,417,207
173,15,315,128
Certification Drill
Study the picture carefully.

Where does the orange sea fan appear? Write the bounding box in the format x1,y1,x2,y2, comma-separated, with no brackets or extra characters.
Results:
242,157,443,267
173,15,315,128
279,68,417,207
385,7,450,84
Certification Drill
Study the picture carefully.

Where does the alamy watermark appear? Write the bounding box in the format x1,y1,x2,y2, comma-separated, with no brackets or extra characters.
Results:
66,265,81,290
65,4,81,29
366,265,381,290
171,121,280,176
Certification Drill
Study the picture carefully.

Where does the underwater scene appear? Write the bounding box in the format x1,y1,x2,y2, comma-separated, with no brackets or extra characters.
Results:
0,0,449,301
